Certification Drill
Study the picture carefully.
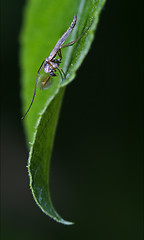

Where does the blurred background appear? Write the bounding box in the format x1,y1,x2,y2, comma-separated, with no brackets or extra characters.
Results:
1,0,143,239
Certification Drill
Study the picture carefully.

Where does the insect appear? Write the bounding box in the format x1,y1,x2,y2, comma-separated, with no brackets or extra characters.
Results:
22,15,92,119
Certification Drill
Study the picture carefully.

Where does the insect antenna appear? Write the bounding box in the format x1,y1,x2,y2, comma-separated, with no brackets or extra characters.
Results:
21,60,45,119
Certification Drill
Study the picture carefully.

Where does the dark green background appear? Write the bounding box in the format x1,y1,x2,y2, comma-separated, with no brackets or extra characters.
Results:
1,0,143,239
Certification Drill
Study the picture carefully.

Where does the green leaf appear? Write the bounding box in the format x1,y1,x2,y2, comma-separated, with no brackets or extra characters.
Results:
20,0,106,224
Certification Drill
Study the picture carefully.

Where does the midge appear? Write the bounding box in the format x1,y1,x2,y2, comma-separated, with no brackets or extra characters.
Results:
22,15,91,119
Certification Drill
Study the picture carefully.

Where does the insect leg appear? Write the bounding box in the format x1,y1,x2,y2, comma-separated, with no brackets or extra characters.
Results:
58,49,62,60
57,68,63,80
60,39,79,49
52,59,61,63
57,66,66,80
60,20,93,49
52,50,62,63
60,33,85,49
21,60,45,119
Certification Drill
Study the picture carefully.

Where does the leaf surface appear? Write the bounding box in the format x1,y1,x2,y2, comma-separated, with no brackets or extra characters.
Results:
21,0,106,224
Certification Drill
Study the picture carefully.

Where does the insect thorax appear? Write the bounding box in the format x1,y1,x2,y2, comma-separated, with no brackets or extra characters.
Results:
43,59,58,74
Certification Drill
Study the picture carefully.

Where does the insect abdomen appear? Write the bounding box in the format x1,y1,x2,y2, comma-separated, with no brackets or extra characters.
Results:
48,15,77,60
70,15,77,29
